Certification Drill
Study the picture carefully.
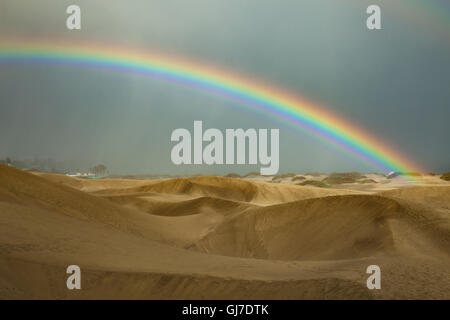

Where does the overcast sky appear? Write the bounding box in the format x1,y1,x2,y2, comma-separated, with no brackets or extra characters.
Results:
0,0,449,174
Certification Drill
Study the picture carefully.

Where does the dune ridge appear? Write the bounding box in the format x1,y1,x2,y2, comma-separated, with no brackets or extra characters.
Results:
194,194,450,261
93,175,363,205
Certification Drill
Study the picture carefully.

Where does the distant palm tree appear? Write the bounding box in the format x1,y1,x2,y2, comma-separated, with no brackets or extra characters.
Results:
91,164,108,176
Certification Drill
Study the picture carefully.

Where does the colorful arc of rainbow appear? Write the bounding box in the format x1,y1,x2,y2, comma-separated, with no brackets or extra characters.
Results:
0,40,423,176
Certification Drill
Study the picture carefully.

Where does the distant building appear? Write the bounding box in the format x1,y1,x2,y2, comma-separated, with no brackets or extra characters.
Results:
387,171,398,179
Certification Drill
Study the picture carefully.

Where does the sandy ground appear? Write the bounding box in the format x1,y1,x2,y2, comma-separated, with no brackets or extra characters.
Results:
0,165,449,299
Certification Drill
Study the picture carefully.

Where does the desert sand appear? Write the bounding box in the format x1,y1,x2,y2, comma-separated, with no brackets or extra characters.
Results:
0,164,449,299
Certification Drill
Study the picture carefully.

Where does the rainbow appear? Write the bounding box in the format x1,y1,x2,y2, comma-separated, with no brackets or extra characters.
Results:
0,39,423,176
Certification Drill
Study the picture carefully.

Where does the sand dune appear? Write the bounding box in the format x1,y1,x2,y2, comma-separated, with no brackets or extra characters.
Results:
94,175,361,205
195,194,450,261
379,186,450,210
103,194,256,217
0,165,449,299
34,172,151,192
